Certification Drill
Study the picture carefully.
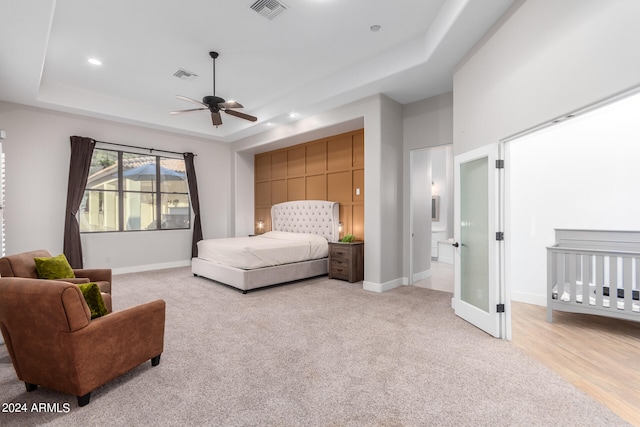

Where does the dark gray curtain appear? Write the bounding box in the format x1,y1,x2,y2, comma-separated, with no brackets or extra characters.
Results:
63,136,95,268
184,152,203,257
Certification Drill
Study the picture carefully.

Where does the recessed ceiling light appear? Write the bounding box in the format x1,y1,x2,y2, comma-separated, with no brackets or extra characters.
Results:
289,112,298,118
88,58,102,66
370,24,381,32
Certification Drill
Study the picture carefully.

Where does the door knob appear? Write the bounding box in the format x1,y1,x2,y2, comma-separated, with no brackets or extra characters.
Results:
452,242,459,248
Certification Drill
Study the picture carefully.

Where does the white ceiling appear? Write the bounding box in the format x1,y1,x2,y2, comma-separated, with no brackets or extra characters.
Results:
0,0,515,143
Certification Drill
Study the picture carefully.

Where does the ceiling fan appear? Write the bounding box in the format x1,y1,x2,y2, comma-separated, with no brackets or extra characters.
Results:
170,51,257,127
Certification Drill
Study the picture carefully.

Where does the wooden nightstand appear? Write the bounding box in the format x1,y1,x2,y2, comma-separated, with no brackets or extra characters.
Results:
328,241,364,283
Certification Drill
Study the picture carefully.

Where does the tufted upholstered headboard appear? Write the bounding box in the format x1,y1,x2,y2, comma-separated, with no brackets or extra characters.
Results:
271,200,340,242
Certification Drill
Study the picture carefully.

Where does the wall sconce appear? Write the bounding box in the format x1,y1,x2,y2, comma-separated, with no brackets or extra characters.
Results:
338,222,343,233
257,220,264,233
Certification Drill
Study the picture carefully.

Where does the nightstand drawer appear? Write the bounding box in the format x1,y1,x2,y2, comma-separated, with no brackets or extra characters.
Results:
330,265,350,280
331,257,350,268
330,245,352,259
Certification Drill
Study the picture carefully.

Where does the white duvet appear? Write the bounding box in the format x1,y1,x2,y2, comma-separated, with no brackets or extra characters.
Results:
197,231,329,270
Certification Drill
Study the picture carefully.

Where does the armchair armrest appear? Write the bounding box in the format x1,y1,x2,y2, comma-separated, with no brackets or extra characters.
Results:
73,268,112,284
51,277,91,284
61,300,165,396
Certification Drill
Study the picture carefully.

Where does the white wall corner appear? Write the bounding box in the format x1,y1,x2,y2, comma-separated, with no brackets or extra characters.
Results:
363,277,406,293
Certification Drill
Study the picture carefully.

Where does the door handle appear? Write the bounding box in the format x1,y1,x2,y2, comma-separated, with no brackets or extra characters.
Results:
452,242,459,248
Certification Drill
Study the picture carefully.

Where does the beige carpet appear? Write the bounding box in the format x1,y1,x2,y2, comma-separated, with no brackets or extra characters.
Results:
0,267,630,426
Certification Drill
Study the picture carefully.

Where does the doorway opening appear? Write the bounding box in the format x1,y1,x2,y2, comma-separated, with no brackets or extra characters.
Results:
409,144,453,293
503,87,640,425
505,88,640,318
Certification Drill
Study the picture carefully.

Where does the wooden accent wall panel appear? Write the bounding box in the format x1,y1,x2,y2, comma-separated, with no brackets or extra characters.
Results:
271,152,287,179
287,147,305,176
327,171,352,203
254,129,364,239
271,180,287,205
287,178,305,201
255,156,271,181
327,135,352,171
306,142,326,174
255,182,271,207
306,175,326,200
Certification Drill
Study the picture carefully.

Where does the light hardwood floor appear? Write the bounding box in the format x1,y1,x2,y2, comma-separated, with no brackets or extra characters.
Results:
418,262,640,426
511,302,640,426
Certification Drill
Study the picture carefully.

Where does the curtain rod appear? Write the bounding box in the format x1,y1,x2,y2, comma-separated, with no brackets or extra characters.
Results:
93,139,196,157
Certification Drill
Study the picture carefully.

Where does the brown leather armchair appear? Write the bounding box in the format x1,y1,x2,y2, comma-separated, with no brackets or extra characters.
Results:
0,250,113,312
0,277,165,406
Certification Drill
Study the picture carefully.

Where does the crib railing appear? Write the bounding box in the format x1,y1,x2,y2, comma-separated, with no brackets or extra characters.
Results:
546,229,640,323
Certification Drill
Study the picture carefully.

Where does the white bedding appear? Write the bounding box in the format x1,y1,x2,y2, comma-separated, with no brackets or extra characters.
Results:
197,231,329,270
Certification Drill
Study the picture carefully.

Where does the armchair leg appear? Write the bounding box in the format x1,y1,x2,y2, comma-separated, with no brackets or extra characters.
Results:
151,355,161,366
25,383,38,392
77,393,91,407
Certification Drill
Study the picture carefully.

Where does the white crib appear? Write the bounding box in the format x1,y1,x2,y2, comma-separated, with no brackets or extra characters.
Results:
547,229,640,323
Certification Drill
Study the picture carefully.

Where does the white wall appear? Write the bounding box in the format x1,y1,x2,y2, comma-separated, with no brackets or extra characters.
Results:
509,91,640,305
377,95,405,287
0,101,230,273
454,0,640,156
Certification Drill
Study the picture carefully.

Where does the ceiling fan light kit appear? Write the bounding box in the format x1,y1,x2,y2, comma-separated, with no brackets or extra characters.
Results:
171,51,257,127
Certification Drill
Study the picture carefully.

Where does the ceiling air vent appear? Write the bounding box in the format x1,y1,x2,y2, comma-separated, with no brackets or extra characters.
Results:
250,0,287,20
173,69,198,81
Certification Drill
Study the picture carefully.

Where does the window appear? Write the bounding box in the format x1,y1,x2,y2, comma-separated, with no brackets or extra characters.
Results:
80,149,190,232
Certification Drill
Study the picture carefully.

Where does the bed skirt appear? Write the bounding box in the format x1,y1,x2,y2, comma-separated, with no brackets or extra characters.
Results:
192,257,328,292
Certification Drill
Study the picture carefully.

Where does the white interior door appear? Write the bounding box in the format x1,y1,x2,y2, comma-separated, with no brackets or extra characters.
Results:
454,143,503,338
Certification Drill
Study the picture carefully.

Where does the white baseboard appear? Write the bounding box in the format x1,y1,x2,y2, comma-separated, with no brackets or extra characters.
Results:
413,269,432,282
437,254,454,265
511,290,546,307
363,277,406,293
112,260,192,275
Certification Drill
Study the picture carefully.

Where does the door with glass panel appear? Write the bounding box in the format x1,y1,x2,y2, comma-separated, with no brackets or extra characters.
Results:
453,144,503,338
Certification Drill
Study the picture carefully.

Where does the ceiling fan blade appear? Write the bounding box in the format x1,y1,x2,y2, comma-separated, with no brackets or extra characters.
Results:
170,108,208,114
219,101,244,109
211,111,223,126
176,95,207,107
224,109,258,122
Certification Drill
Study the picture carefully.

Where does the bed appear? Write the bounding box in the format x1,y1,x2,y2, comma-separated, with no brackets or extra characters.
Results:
547,229,640,323
192,200,339,292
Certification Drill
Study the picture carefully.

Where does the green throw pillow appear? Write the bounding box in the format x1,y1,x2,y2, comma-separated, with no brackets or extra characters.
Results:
77,283,108,319
34,253,75,280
